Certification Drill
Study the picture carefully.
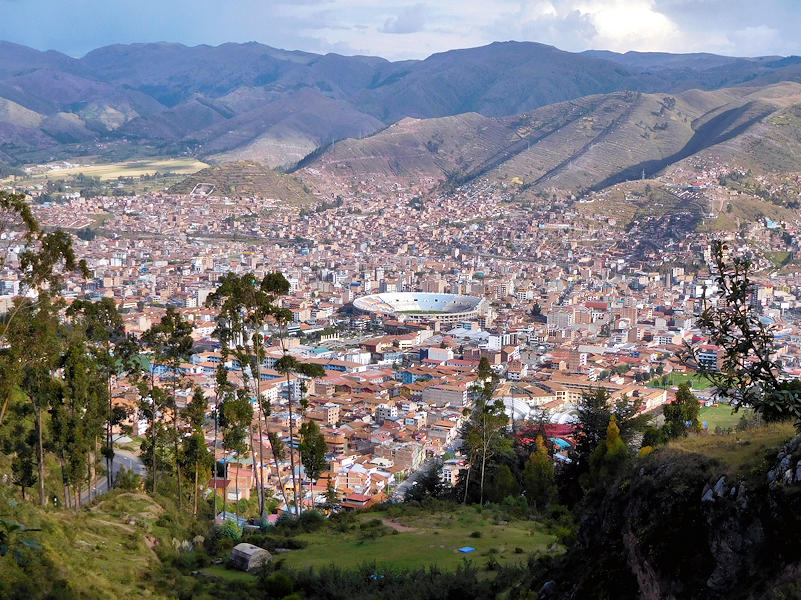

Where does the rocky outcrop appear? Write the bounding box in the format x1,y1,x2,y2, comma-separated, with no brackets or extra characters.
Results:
558,436,801,600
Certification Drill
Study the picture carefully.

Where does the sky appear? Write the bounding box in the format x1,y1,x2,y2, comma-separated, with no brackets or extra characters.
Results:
1,0,800,60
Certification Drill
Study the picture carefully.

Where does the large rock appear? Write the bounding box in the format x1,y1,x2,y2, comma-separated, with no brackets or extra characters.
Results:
230,543,272,572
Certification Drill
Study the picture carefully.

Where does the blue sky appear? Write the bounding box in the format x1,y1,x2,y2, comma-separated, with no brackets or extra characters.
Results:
2,0,800,60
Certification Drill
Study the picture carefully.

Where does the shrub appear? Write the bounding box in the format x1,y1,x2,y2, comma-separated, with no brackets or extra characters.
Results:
470,531,482,538
218,519,242,542
262,571,294,599
115,467,141,491
297,510,324,532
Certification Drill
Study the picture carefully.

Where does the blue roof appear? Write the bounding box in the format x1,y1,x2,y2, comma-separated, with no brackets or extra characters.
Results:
550,437,571,449
458,547,476,553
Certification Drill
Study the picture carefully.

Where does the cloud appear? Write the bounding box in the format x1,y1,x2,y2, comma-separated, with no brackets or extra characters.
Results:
728,25,783,56
0,0,800,60
381,4,427,34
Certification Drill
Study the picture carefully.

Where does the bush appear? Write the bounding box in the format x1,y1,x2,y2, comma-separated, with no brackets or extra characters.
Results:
470,531,482,538
115,467,141,491
297,510,324,532
263,571,294,599
218,519,242,542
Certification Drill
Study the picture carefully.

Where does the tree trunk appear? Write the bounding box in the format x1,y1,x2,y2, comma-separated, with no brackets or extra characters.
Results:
285,371,298,514
256,415,266,518
479,450,487,505
35,406,45,506
106,366,113,490
222,461,228,520
150,371,158,494
269,436,289,508
172,368,182,510
234,467,240,521
60,455,71,510
87,456,93,504
253,360,266,519
212,390,219,516
248,423,259,515
193,461,199,516
0,393,10,428
462,462,471,504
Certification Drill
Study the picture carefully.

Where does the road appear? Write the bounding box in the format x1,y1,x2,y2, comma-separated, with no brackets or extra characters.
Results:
391,457,438,501
81,448,146,505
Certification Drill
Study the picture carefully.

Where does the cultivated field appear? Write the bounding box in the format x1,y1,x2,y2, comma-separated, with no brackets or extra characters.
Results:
8,157,207,181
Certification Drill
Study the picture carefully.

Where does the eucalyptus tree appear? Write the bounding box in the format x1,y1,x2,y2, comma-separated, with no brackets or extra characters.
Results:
141,307,193,508
181,386,212,515
274,355,325,512
51,338,107,508
462,357,509,505
65,298,126,489
206,271,286,518
219,388,253,519
0,193,89,345
299,420,327,511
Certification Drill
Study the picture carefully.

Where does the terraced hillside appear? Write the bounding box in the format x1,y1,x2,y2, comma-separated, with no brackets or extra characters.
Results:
169,161,316,204
303,82,801,194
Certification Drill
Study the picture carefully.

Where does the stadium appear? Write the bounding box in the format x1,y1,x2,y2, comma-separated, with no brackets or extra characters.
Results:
352,292,488,325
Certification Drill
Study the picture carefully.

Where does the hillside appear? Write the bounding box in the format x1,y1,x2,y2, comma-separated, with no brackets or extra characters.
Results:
303,82,801,195
169,161,316,204
0,489,177,599
540,423,801,600
4,40,801,169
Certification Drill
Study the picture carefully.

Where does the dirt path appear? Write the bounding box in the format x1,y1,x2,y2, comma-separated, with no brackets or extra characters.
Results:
382,519,417,532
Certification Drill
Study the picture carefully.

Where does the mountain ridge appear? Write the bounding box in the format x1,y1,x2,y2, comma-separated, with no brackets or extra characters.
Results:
4,40,801,169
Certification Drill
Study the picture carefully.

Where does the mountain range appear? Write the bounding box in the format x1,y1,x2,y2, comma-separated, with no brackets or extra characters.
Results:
3,39,801,174
303,82,801,193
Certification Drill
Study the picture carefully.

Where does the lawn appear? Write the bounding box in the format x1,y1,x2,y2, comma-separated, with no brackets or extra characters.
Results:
699,404,752,431
647,372,714,390
279,507,556,572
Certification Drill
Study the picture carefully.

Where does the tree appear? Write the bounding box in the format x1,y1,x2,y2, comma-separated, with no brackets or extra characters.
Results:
462,361,509,505
206,271,286,518
588,415,629,482
10,428,38,501
489,464,520,503
142,307,193,509
523,435,557,510
405,460,444,503
219,389,252,519
52,338,107,508
574,389,648,466
181,387,212,515
299,420,327,510
690,240,799,422
5,296,64,506
663,383,700,439
0,192,89,358
275,355,325,513
65,298,126,490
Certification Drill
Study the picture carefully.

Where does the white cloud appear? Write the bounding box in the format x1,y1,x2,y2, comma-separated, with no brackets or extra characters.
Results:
381,4,427,34
0,0,800,60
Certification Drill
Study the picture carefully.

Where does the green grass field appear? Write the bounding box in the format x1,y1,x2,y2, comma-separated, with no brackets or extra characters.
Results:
699,404,752,430
278,507,556,572
668,421,795,482
647,372,714,390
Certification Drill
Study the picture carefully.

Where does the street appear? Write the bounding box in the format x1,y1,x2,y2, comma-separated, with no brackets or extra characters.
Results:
81,448,146,504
